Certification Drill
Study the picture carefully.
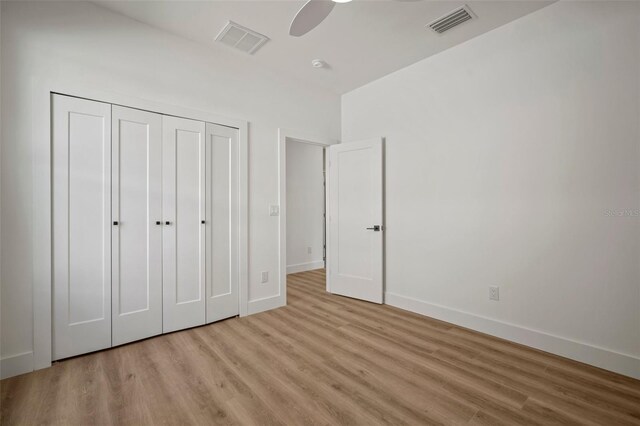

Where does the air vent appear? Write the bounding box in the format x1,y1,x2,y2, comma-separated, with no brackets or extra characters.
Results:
215,21,269,54
427,5,475,34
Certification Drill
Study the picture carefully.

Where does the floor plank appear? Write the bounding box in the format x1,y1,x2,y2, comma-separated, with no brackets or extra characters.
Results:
1,269,639,425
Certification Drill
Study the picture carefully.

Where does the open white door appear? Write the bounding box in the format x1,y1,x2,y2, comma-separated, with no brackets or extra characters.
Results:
327,138,383,303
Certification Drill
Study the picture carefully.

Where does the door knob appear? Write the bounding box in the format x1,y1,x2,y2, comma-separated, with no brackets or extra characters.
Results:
201,220,206,224
366,225,382,231
165,221,172,225
155,221,162,225
113,221,119,226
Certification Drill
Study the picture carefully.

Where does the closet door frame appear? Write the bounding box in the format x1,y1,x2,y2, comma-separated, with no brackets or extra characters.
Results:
29,84,248,376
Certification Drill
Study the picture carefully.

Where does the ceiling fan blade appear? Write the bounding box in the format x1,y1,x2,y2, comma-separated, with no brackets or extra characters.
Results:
289,0,336,37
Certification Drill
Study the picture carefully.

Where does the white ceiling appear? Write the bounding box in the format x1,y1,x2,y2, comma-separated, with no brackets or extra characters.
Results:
95,0,554,94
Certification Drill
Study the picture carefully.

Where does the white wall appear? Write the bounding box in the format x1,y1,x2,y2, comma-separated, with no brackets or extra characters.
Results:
286,141,325,273
342,1,640,378
0,1,340,378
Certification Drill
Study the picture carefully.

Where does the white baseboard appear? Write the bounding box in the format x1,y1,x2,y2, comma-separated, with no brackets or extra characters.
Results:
385,292,640,379
1,351,34,380
287,261,324,275
247,294,285,315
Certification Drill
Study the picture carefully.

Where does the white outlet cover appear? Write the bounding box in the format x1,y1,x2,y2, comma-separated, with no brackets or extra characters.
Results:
261,271,269,283
489,286,500,301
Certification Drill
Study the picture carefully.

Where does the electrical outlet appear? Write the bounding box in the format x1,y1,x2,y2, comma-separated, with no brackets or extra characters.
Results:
489,286,500,301
261,271,269,283
307,247,312,254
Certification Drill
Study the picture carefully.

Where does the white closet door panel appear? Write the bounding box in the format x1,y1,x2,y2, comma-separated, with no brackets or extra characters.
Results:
163,115,206,333
53,94,112,360
111,106,163,346
205,123,239,323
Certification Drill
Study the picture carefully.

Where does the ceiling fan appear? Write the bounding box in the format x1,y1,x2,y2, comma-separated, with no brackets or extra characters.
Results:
289,0,350,37
289,0,418,37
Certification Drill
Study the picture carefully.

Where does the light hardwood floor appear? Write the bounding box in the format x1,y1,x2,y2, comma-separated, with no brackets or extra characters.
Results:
2,269,640,425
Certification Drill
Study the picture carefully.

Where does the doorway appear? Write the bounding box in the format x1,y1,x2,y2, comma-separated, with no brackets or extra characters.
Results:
278,129,333,300
278,130,384,306
286,140,326,274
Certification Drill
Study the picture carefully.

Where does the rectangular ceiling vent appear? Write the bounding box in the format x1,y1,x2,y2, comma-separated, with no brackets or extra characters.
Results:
215,21,269,54
427,5,476,34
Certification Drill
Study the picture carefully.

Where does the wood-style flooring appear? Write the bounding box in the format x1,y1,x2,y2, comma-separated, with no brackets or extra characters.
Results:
2,269,640,425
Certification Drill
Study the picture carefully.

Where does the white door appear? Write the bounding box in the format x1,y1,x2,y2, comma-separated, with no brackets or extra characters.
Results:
162,116,206,333
52,95,112,360
205,123,240,323
111,106,163,346
327,138,384,303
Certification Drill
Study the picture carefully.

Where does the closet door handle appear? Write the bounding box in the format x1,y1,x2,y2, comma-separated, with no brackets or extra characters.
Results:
165,221,172,226
201,220,206,224
155,221,162,225
113,221,119,226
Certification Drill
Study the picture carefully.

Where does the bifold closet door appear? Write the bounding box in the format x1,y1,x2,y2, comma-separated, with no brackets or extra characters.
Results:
52,95,112,360
162,116,207,333
111,106,163,346
205,123,240,323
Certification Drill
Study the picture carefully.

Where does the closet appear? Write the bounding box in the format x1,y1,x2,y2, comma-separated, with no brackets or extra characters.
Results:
52,94,240,360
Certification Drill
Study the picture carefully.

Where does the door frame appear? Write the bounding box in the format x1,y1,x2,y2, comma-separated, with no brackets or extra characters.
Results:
31,81,248,373
277,129,338,308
